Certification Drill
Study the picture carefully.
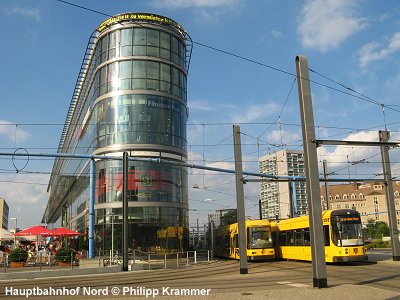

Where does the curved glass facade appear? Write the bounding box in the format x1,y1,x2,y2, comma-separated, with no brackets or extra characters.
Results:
44,13,190,253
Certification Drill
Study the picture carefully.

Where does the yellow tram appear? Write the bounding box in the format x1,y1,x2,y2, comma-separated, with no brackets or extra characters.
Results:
214,219,275,261
271,209,367,263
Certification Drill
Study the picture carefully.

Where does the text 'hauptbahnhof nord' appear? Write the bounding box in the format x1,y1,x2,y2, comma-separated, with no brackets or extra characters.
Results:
43,13,192,254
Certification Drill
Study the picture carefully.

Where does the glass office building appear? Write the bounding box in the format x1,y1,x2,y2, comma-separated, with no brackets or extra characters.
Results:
43,13,191,253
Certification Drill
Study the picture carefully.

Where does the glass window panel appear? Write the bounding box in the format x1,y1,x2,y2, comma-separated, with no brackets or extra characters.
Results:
109,31,117,59
171,36,179,64
119,60,132,90
160,32,170,49
120,28,133,46
133,61,146,78
107,63,118,92
147,61,159,79
160,64,171,92
119,60,132,79
120,28,133,57
100,66,107,95
133,28,146,45
160,49,170,60
133,45,146,56
147,79,159,91
101,36,108,62
147,29,159,46
160,64,170,82
132,79,146,90
147,46,159,57
147,30,159,57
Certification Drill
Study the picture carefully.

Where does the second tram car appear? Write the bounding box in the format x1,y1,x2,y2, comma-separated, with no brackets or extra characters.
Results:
271,209,367,263
214,220,275,261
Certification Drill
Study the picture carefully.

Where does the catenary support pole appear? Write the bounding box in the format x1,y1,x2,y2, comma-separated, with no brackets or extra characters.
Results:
233,124,248,274
122,152,129,271
323,160,330,210
379,130,400,260
89,158,95,259
296,55,327,288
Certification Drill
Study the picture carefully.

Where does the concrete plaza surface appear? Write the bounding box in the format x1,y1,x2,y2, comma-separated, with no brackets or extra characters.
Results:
1,249,400,300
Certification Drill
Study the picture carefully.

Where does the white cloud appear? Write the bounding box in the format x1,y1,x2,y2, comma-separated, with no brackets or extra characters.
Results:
267,129,300,146
189,100,215,112
231,102,280,123
359,32,400,68
271,30,283,38
8,6,41,21
151,0,242,8
0,173,49,229
317,130,400,177
0,120,30,143
298,0,366,52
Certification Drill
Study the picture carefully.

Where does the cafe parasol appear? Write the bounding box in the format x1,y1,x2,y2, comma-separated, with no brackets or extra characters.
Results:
52,227,81,237
14,225,56,252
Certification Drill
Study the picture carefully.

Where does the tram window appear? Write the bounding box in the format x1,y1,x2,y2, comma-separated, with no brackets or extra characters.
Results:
303,230,310,246
287,231,294,246
295,230,303,246
323,225,330,246
279,232,287,246
234,234,239,248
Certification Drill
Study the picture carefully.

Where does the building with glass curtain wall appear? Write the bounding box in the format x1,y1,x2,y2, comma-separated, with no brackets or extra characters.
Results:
43,13,191,253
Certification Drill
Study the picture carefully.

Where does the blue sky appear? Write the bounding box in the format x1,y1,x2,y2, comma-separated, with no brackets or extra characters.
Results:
1,0,400,230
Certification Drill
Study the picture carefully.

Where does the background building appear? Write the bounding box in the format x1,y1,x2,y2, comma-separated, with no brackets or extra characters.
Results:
321,182,400,225
208,209,237,228
43,13,192,253
259,150,307,219
0,198,9,230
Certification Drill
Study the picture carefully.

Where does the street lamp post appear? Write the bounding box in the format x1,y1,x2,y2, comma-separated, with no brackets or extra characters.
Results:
108,212,114,263
11,217,17,248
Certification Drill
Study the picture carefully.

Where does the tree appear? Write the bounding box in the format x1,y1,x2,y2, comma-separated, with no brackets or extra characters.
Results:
220,210,237,227
375,221,390,239
362,219,390,240
362,218,376,240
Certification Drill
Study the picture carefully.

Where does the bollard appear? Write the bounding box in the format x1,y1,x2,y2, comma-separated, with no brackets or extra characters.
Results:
4,254,7,273
39,253,42,271
207,250,210,262
176,252,179,268
194,251,197,264
186,251,189,266
71,252,74,269
164,254,167,269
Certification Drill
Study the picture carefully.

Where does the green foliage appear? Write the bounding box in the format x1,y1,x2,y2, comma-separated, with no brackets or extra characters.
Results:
220,210,237,227
365,240,391,249
78,235,88,251
375,222,390,239
362,219,390,240
8,247,28,263
55,247,75,262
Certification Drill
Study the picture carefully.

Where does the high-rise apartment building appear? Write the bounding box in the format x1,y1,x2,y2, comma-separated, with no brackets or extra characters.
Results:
259,150,307,219
43,13,191,252
0,198,9,230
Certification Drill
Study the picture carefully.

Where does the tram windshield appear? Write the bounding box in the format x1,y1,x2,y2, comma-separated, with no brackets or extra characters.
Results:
332,214,363,247
248,227,273,249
